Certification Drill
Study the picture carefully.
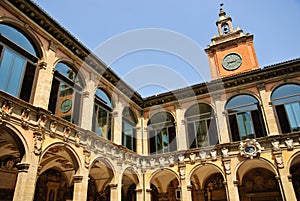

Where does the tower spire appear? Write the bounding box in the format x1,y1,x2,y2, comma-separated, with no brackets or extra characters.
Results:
205,5,259,79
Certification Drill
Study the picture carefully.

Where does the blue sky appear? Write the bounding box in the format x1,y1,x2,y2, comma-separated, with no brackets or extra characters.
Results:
34,0,300,97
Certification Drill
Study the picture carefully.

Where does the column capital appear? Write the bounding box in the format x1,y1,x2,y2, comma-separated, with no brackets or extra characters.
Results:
73,175,83,183
16,163,30,173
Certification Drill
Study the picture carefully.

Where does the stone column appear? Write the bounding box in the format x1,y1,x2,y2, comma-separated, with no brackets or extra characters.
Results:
145,189,152,201
181,178,193,201
110,171,122,201
278,168,296,201
213,94,230,143
136,189,143,201
225,175,240,201
136,126,143,154
175,104,188,150
257,83,280,135
32,42,56,109
80,75,98,130
13,162,37,201
72,169,89,201
112,100,123,145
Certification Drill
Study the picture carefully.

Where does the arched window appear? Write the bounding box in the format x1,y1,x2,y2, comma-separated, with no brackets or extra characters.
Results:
148,112,177,154
92,89,112,140
185,103,218,149
271,84,300,133
222,23,230,34
0,24,39,101
122,107,137,152
48,62,83,125
226,94,266,141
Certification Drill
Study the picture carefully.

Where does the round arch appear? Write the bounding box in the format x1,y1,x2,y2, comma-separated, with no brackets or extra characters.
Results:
188,163,225,190
225,92,262,111
148,168,180,192
40,142,82,174
184,101,216,116
53,58,87,89
234,158,278,185
0,17,44,58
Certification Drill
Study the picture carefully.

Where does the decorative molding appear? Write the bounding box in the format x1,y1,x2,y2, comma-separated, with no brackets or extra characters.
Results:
33,132,44,155
21,108,30,128
239,139,262,159
16,163,30,173
38,61,47,70
73,175,83,183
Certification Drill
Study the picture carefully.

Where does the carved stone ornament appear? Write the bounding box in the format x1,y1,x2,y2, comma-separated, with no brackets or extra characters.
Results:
136,157,141,167
210,150,217,161
63,126,71,142
0,100,13,121
84,150,91,169
221,147,229,158
150,158,156,168
285,138,294,150
199,151,207,162
34,132,44,155
169,155,175,166
159,157,165,167
49,120,57,138
222,159,231,174
239,139,262,159
179,166,186,180
178,154,185,164
141,159,147,169
21,108,30,128
274,153,284,168
37,114,47,129
271,140,281,151
74,132,80,147
189,153,196,164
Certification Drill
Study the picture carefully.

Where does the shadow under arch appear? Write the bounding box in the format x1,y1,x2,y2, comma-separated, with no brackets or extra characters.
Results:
148,167,180,192
40,142,81,175
188,162,225,189
0,16,44,58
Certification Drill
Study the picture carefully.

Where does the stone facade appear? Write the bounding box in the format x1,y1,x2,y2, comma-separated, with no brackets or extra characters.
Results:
0,1,300,201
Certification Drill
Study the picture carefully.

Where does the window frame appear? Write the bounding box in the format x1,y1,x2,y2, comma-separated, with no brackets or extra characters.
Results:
226,95,266,142
0,34,38,102
122,110,137,152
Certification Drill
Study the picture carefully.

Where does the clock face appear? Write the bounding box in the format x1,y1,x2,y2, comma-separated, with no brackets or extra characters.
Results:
61,99,72,113
222,53,242,70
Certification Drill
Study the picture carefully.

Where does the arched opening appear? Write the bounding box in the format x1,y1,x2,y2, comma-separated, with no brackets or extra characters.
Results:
0,24,40,102
122,107,137,152
0,126,25,201
34,145,79,201
290,153,300,200
238,168,282,200
150,169,179,201
122,169,139,201
225,94,266,142
48,62,83,125
87,159,114,201
92,88,113,140
271,84,300,133
34,169,73,201
148,112,177,154
190,165,227,201
185,103,218,149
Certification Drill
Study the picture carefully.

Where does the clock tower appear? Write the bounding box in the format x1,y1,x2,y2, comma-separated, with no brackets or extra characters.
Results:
205,5,259,79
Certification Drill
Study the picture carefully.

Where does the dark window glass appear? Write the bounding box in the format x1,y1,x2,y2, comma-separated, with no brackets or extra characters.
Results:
92,89,112,140
226,95,266,141
0,25,38,102
185,103,218,148
148,112,177,154
122,108,137,152
48,63,82,125
271,84,300,133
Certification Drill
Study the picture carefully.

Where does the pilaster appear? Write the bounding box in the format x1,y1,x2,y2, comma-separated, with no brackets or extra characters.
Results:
13,156,39,201
72,168,89,201
175,104,188,150
257,83,279,135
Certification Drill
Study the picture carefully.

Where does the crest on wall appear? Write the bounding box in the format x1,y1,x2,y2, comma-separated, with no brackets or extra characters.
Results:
239,139,262,159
